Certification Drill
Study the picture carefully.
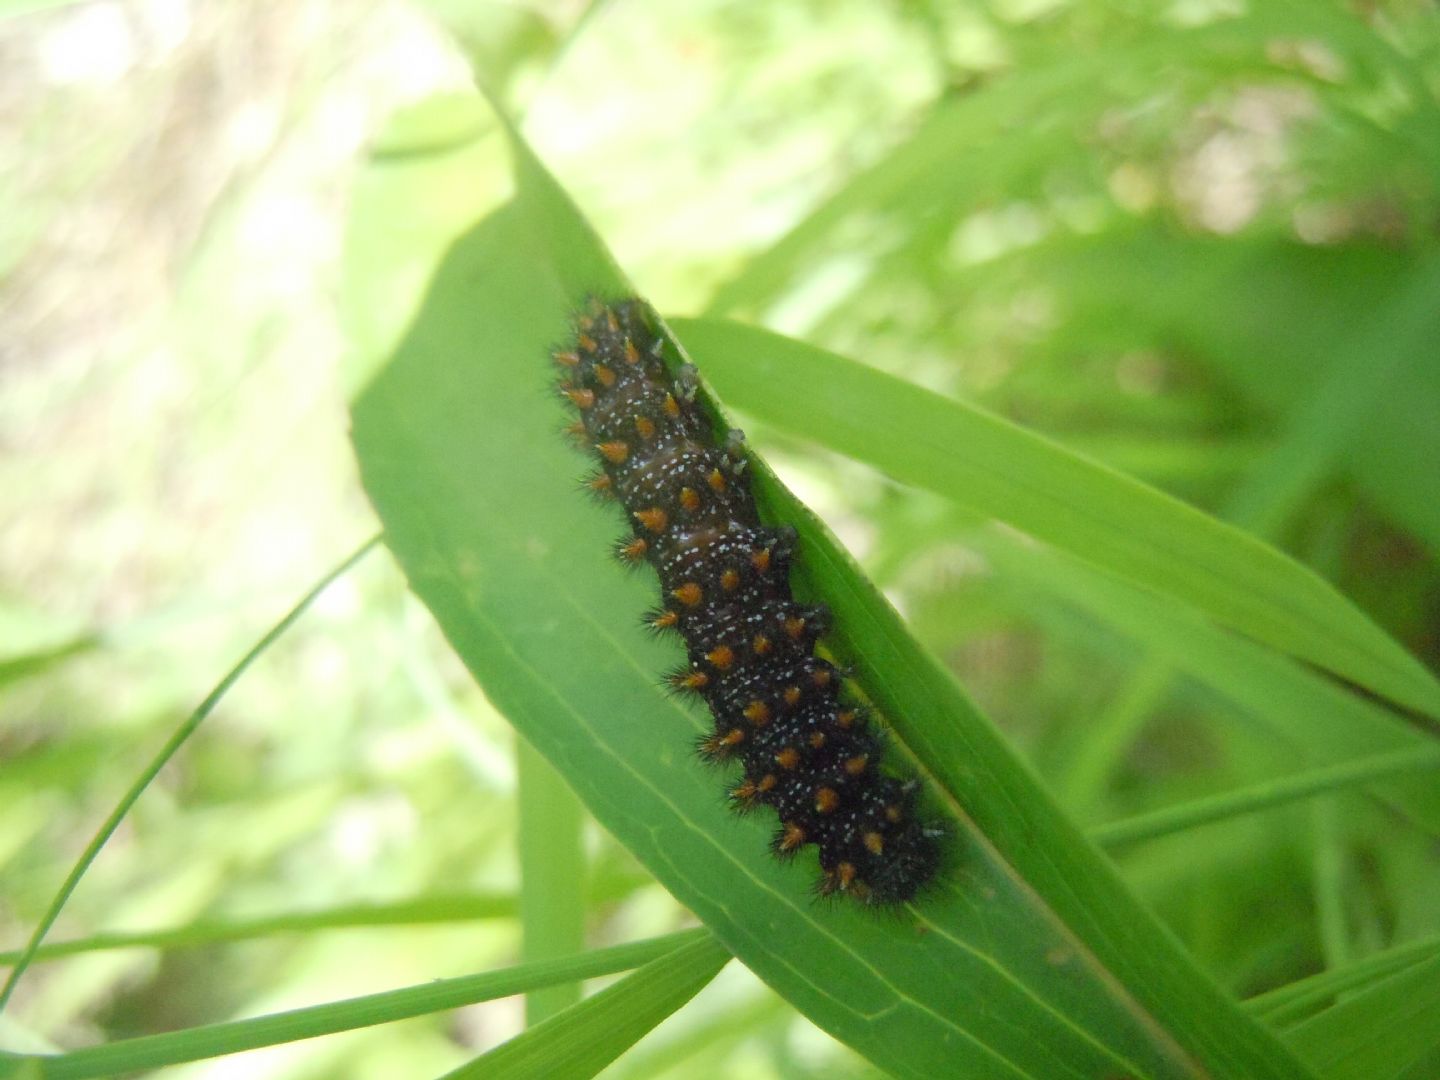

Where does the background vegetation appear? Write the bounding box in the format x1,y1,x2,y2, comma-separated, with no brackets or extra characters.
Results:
2,1,1438,1077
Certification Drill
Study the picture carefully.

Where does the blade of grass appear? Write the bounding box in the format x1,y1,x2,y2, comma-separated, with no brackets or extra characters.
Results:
606,991,786,1080
1245,934,1440,1028
0,534,383,1015
1311,799,1351,970
968,525,1440,831
1282,953,1440,1080
0,894,517,967
1036,229,1440,556
517,742,586,1024
670,316,1440,724
437,932,731,1080
3,930,707,1079
1220,259,1440,537
1054,659,1175,815
0,635,100,689
1058,248,1434,832
1089,747,1440,849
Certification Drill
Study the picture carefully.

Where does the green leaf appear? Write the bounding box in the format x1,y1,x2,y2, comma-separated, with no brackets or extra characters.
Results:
438,933,731,1080
669,316,1440,724
1283,953,1440,1080
346,94,1314,1079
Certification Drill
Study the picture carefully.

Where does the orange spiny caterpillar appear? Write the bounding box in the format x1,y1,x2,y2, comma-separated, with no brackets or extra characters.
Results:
554,296,943,905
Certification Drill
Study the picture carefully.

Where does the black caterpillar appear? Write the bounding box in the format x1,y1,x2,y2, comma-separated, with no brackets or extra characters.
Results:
554,297,943,905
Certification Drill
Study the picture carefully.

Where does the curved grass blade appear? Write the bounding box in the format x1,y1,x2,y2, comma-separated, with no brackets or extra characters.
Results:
438,932,730,1080
346,95,1314,1078
669,316,1440,725
0,536,383,1015
3,931,704,1078
0,895,518,967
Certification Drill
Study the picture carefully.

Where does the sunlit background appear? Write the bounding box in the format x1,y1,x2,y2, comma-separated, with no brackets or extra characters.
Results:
3,1,1438,1077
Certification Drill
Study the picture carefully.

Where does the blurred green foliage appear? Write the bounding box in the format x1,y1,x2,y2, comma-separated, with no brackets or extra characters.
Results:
2,0,1438,1077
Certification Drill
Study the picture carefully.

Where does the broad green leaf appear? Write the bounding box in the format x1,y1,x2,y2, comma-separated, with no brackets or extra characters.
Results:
338,92,511,395
347,94,1314,1079
1283,953,1440,1080
669,316,1440,724
439,933,730,1080
4,931,704,1078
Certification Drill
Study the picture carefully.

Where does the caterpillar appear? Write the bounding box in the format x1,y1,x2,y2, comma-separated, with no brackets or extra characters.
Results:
554,297,943,905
